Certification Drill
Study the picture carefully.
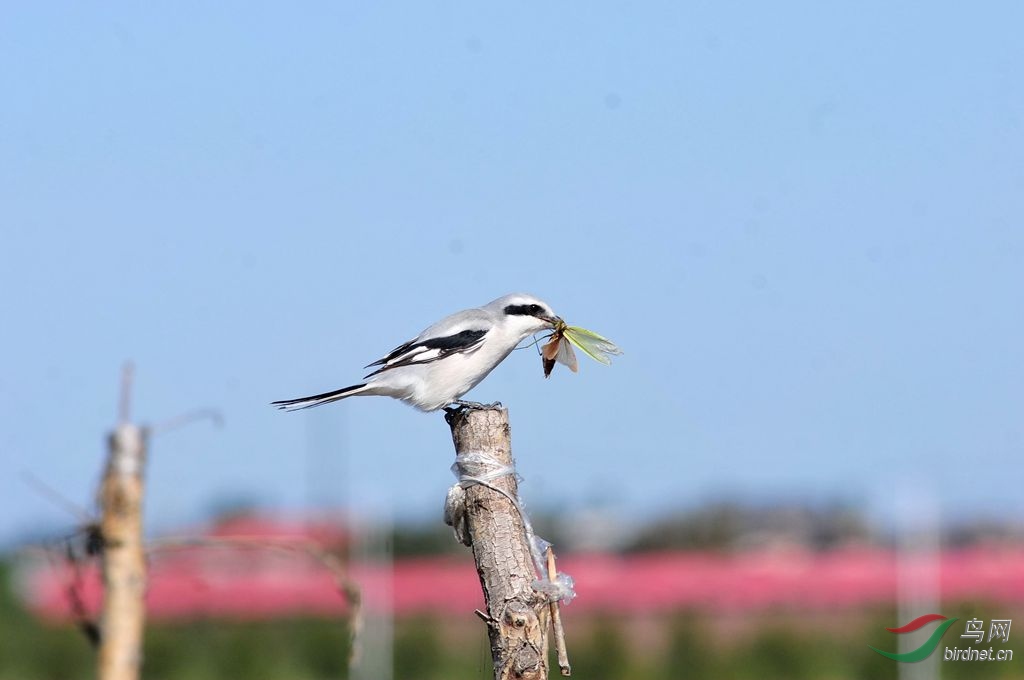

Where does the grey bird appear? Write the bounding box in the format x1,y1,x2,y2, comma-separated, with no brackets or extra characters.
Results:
272,293,560,412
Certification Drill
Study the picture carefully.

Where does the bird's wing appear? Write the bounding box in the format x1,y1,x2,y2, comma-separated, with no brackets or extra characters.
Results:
363,309,493,377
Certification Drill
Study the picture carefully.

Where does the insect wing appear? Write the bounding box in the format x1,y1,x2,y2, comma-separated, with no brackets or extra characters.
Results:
541,333,563,361
542,333,561,377
541,331,578,376
563,326,623,365
556,335,578,373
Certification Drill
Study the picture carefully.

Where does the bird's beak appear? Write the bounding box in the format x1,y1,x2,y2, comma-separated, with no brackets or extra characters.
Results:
540,315,562,329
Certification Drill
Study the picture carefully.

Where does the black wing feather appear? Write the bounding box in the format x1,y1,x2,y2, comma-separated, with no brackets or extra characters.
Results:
365,340,415,368
421,329,488,352
363,329,487,378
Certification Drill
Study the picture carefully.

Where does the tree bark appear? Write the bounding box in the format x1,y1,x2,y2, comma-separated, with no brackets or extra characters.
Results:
445,406,550,680
97,423,148,680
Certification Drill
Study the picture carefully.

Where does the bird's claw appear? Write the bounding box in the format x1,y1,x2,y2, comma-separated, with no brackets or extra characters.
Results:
449,399,503,411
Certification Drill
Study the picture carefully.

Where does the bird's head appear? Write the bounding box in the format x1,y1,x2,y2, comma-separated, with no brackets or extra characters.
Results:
487,293,561,337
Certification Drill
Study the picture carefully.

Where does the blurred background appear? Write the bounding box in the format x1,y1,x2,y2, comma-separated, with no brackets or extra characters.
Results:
1,2,1022,679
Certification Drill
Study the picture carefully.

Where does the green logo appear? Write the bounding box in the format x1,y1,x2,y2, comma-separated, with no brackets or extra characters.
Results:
870,614,959,662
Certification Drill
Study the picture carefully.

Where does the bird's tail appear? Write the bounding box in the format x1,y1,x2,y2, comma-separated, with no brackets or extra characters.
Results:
271,383,373,411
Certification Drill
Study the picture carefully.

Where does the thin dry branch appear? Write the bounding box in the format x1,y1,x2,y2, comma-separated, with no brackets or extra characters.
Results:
546,547,571,676
17,476,104,648
148,535,362,666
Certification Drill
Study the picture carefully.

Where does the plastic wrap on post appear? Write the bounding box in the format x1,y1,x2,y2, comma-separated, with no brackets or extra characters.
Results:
445,449,575,605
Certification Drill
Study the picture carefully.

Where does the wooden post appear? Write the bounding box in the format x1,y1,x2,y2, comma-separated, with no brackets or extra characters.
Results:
97,366,148,680
445,406,550,680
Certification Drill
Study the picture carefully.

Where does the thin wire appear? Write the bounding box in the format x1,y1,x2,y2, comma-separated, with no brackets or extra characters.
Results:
511,333,554,353
150,408,223,435
20,471,93,523
451,451,574,603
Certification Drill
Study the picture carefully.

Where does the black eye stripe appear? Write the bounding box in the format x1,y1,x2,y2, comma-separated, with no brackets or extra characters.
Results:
504,303,545,316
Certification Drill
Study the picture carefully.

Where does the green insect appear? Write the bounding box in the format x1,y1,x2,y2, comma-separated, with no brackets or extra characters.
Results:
541,320,622,378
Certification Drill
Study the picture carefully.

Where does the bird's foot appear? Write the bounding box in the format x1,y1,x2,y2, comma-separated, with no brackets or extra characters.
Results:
450,399,503,410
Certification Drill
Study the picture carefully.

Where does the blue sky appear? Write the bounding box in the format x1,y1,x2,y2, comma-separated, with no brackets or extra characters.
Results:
1,3,1022,543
